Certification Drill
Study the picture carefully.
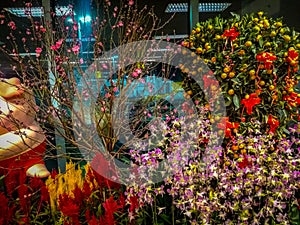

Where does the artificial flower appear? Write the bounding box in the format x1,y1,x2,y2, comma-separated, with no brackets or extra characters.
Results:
241,93,261,115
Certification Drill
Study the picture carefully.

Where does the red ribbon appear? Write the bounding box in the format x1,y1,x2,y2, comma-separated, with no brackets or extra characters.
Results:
256,52,277,69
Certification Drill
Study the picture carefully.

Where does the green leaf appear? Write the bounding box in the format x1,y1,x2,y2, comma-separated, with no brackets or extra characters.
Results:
159,214,171,224
233,94,240,109
258,38,264,48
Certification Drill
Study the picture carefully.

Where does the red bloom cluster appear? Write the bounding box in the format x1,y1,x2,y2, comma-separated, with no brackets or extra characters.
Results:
283,91,300,107
222,27,239,41
238,155,252,169
217,117,239,138
267,115,280,133
241,93,261,115
256,52,277,69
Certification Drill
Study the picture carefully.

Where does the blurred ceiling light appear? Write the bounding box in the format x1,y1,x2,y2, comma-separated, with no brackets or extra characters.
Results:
4,6,73,17
79,15,92,23
165,2,231,13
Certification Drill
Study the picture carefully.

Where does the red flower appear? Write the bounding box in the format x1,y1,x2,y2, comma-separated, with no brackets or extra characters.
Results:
91,153,120,189
222,27,239,41
129,196,139,212
102,196,122,225
217,117,239,138
238,155,251,169
267,115,280,133
241,93,261,115
59,193,80,219
256,52,277,69
0,192,14,224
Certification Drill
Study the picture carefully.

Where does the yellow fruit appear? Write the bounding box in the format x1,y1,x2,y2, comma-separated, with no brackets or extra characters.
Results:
187,90,193,95
280,28,285,34
245,41,252,47
211,57,217,63
238,49,245,55
256,35,262,41
264,42,271,47
254,26,261,32
195,27,200,33
264,21,270,28
267,69,273,74
276,21,283,27
207,25,213,30
229,72,235,78
290,60,297,66
253,18,259,23
215,34,221,40
223,67,231,73
241,149,247,154
250,75,256,80
196,47,203,54
239,144,245,149
296,43,300,49
205,45,211,50
232,145,239,151
269,85,275,91
283,35,291,42
221,73,228,79
259,80,265,86
228,89,235,95
233,153,239,159
257,11,264,17
225,161,231,166
270,31,276,37
249,69,256,76
245,94,250,99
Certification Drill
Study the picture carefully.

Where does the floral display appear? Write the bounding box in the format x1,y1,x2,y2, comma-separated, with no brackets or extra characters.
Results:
0,0,299,223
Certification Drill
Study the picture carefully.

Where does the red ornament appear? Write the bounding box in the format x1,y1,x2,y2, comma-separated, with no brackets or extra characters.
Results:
222,27,240,41
241,93,261,115
256,52,277,69
267,115,280,133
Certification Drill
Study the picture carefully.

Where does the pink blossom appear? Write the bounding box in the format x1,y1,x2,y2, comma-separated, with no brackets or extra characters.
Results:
132,71,138,78
128,0,134,6
118,21,124,27
35,47,42,57
25,2,32,7
72,45,80,54
8,21,16,30
105,93,112,98
73,24,78,31
113,87,118,92
135,68,142,74
79,58,84,64
40,26,46,32
55,39,63,49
